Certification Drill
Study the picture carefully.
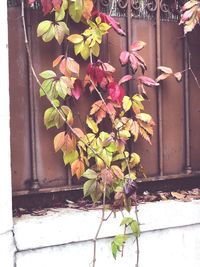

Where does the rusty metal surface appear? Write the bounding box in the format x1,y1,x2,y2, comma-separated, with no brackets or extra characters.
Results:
7,3,200,197
161,21,185,175
8,7,32,191
188,27,200,171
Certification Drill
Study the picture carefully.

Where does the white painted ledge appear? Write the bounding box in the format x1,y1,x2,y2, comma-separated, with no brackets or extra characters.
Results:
14,199,200,251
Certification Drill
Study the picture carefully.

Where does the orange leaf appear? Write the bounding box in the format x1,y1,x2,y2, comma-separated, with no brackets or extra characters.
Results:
62,133,76,152
66,57,80,77
54,131,65,152
82,0,94,20
71,159,85,179
53,55,64,68
73,128,85,138
106,103,116,120
90,100,104,115
95,108,106,124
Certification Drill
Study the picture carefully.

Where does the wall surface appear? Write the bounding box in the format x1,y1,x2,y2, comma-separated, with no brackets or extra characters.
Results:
13,200,200,267
0,2,16,267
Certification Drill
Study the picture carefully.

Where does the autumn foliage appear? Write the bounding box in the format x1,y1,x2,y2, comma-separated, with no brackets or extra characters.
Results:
29,0,159,209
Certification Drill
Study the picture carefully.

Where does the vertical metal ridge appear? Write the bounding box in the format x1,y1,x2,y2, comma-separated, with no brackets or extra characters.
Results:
26,9,40,191
184,38,192,174
156,0,164,177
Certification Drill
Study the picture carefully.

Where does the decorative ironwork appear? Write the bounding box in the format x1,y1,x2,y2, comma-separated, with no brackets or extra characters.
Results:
7,0,186,21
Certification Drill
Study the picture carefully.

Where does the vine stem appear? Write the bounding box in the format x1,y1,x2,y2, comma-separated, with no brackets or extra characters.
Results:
89,76,140,267
20,0,108,166
92,183,107,267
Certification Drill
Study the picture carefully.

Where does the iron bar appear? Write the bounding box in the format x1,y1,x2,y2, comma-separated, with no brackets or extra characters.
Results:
26,8,40,190
12,170,200,196
183,38,192,174
156,0,164,176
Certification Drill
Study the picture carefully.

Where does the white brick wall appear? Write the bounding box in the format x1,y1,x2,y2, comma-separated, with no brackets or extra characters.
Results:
14,200,200,267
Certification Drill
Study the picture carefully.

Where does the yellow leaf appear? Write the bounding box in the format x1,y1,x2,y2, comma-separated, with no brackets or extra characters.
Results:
67,34,83,44
122,96,132,112
111,165,124,179
86,116,99,133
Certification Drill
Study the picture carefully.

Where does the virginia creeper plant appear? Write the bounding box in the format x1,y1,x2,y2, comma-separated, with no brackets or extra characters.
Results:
23,0,162,266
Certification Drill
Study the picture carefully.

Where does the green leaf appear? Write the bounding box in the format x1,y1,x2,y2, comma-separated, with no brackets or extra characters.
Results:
111,235,128,259
91,42,100,57
111,242,118,260
37,20,52,37
42,24,55,42
74,41,84,55
40,70,56,79
52,99,60,107
55,80,68,99
83,179,96,197
39,78,54,96
122,96,132,112
55,5,65,21
69,1,83,23
44,107,57,129
82,169,98,179
130,220,140,237
112,151,129,162
80,42,90,60
63,150,79,165
120,217,133,226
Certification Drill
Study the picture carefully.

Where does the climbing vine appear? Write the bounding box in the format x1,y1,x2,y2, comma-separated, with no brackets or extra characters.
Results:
21,0,174,266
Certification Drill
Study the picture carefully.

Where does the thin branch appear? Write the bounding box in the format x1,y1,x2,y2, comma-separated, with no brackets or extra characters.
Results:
21,0,108,166
92,183,107,267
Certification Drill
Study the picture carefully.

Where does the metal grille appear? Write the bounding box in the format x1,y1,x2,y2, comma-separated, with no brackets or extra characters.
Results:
7,0,200,198
8,0,186,21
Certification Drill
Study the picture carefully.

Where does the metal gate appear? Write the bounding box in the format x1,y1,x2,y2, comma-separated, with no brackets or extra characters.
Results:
7,0,200,199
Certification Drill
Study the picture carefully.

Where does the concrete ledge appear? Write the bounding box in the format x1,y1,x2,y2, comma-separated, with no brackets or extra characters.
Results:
15,224,200,267
14,199,200,251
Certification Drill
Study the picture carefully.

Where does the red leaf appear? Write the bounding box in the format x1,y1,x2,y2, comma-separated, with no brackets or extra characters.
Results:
118,75,132,85
108,82,125,104
138,76,159,87
41,0,53,15
129,53,138,72
93,11,126,36
72,79,83,100
86,63,105,85
119,51,130,65
52,0,62,11
28,0,36,4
